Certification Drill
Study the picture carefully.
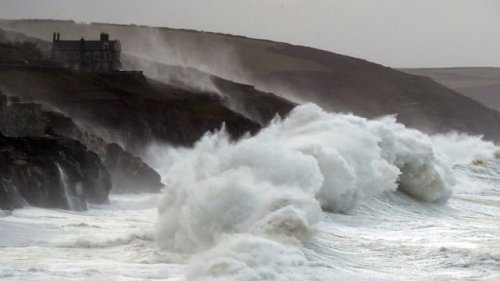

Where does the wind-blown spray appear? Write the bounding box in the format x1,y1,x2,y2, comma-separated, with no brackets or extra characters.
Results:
152,103,462,279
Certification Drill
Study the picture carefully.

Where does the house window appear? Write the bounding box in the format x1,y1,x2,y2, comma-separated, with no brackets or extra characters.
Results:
93,51,100,60
84,52,91,60
98,64,104,71
102,63,109,71
65,52,71,59
73,52,79,59
103,42,109,49
104,52,111,60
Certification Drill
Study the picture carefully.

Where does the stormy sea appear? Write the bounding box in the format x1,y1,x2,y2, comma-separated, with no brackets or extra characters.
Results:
1,104,499,281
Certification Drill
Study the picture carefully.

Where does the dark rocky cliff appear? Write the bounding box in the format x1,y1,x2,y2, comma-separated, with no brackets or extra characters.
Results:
0,89,164,195
0,68,262,154
0,38,275,209
0,133,111,210
45,111,164,193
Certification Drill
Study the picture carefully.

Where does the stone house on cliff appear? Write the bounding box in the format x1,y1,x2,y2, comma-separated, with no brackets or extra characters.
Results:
51,32,121,72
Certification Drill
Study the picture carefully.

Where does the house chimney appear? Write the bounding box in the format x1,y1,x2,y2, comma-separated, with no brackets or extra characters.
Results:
100,33,109,41
56,32,60,40
52,32,56,41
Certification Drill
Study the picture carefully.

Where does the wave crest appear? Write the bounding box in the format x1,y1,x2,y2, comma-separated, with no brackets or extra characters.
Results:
155,104,466,256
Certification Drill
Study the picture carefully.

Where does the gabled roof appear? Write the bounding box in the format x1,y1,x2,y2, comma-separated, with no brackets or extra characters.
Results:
53,40,120,51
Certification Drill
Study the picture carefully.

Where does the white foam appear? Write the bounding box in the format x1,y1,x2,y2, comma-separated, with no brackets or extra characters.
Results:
371,116,455,202
431,132,499,165
185,235,315,281
153,103,462,279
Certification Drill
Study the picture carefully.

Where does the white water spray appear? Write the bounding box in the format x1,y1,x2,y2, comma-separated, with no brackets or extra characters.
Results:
149,103,485,279
56,164,79,211
431,132,500,165
2,181,28,208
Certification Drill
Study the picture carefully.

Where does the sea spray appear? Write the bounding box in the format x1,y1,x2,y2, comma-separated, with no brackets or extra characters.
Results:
185,235,317,281
155,126,324,252
371,116,455,202
2,180,28,208
431,132,500,165
56,163,86,211
150,104,471,279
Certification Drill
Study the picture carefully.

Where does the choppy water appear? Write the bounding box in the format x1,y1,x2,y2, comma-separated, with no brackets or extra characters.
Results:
309,161,500,280
0,161,498,280
0,163,500,280
1,104,499,280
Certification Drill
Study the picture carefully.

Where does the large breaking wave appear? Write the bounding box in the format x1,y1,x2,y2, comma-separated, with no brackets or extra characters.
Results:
152,103,497,280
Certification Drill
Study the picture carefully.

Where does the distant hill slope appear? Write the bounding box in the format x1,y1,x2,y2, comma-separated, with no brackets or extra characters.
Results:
1,19,500,142
401,68,500,112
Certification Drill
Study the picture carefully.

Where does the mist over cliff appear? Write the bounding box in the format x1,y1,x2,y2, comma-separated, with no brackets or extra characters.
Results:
1,19,499,142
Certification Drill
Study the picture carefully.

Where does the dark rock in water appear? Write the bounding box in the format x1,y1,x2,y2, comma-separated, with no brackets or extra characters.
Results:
104,143,163,193
44,111,164,193
0,133,111,210
0,89,163,194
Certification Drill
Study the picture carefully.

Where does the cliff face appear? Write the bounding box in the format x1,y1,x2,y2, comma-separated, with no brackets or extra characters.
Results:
0,68,261,154
0,90,114,210
0,133,111,210
121,55,296,126
45,111,164,193
0,38,269,205
0,28,283,210
2,20,498,141
0,89,164,195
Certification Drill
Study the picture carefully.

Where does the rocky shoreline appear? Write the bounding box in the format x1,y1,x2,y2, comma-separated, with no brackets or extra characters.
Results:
0,88,167,210
0,39,280,210
0,133,110,210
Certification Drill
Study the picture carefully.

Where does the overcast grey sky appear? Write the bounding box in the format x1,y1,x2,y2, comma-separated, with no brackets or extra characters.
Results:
1,0,499,67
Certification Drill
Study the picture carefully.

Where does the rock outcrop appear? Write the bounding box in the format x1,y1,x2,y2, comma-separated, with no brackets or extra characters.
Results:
0,133,111,210
0,89,164,195
45,111,164,193
104,143,163,193
0,32,266,209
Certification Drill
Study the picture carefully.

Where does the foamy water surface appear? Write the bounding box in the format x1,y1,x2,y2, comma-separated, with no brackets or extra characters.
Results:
1,104,499,280
0,163,499,280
